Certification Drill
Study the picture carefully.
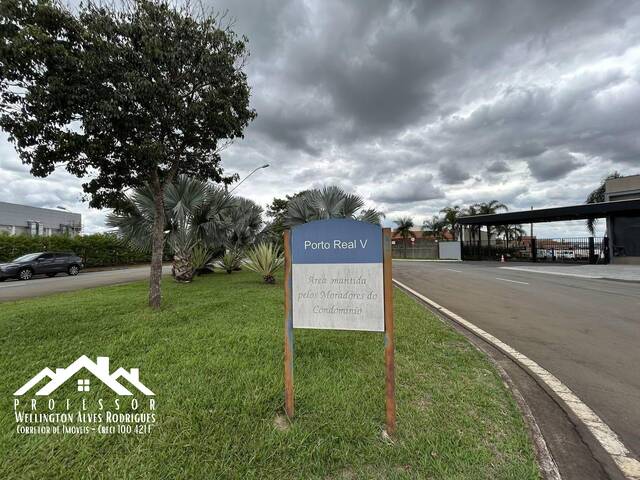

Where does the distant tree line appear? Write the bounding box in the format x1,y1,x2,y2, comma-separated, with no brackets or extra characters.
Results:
394,200,525,246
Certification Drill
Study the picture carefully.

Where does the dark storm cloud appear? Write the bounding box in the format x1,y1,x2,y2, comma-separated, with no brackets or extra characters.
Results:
439,162,470,184
372,173,443,204
1,0,640,235
526,152,585,181
251,103,329,155
486,160,510,174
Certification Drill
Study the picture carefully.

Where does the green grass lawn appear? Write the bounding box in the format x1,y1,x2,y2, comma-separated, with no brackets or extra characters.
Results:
0,271,539,479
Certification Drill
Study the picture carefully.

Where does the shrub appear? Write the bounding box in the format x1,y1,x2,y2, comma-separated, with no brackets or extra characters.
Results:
243,243,284,284
0,232,156,267
215,249,243,274
191,245,215,275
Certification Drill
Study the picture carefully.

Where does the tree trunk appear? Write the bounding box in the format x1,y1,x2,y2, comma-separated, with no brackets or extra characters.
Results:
149,187,166,309
173,252,193,283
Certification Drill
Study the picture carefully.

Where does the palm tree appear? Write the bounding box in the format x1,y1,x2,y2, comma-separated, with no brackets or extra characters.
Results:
284,186,384,227
394,217,414,258
107,176,234,282
585,172,623,235
496,224,526,242
358,208,385,225
474,200,508,215
226,198,264,250
439,205,462,240
473,200,508,243
462,204,481,243
422,216,445,239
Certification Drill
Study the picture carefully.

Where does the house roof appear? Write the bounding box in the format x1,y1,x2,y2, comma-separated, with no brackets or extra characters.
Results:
36,355,132,396
458,199,640,226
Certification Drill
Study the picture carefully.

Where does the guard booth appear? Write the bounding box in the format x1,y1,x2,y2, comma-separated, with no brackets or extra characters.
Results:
458,176,640,265
605,176,640,264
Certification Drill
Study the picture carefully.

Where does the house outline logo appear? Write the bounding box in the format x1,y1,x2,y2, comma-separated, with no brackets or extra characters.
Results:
14,355,154,396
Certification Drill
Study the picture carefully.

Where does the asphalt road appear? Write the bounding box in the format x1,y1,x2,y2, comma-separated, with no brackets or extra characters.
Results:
0,265,172,302
393,260,640,459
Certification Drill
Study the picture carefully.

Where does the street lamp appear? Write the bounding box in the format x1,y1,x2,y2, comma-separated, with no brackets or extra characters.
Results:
228,164,270,194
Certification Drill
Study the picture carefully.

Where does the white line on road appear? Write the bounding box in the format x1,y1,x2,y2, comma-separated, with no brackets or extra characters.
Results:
500,266,602,280
393,259,461,262
495,277,529,285
446,268,463,273
393,278,640,480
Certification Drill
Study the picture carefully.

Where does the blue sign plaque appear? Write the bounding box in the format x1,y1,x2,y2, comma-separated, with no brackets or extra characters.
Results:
290,219,384,331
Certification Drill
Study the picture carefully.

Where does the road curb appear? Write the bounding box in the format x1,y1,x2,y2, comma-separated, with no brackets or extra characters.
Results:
488,347,562,480
393,279,640,480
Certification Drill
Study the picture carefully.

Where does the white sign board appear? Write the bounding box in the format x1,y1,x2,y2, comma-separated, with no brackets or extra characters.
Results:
290,219,384,331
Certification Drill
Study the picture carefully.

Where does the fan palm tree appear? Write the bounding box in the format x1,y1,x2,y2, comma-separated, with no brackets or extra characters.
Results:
358,208,385,225
107,176,233,282
226,197,264,250
284,186,384,227
394,217,414,258
585,172,623,235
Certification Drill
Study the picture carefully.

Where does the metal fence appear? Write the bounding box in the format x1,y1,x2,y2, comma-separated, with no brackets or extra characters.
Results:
392,239,439,259
462,237,607,263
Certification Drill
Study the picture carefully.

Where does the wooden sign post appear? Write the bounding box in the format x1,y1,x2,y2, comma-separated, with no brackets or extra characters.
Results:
283,219,395,435
283,229,294,418
383,227,396,435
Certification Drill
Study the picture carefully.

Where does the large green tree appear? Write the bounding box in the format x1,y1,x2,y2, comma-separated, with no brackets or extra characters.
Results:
266,191,307,238
0,0,256,308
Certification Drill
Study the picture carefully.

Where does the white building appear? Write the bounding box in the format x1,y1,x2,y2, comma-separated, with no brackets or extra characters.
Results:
0,201,82,237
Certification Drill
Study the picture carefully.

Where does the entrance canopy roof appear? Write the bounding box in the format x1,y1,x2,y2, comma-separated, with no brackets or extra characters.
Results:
458,199,640,226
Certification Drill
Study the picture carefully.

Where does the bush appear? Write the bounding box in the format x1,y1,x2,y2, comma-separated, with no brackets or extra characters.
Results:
243,243,283,284
0,233,154,268
215,249,243,274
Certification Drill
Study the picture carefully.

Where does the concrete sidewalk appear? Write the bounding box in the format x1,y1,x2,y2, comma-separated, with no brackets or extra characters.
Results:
500,264,640,282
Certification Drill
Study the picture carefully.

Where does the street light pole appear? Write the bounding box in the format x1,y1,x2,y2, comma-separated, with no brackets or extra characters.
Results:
228,164,270,194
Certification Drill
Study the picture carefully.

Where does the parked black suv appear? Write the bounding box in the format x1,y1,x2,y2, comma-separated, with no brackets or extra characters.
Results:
0,252,84,281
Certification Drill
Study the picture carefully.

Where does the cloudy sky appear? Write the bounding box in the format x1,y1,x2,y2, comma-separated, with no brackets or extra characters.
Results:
2,0,640,236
